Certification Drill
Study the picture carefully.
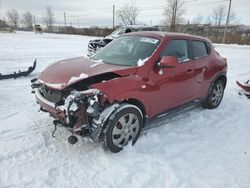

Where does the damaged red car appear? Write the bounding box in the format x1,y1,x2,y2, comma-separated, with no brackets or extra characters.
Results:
31,32,227,153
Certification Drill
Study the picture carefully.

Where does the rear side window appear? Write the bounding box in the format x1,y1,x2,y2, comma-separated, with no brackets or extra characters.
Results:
192,40,208,59
161,40,189,63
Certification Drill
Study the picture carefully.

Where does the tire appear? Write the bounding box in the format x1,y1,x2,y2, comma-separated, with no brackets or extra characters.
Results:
100,104,143,153
202,79,225,109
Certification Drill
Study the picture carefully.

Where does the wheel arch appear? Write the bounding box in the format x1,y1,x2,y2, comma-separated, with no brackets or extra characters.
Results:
203,72,227,103
215,74,227,87
211,72,227,86
202,72,227,108
121,98,147,125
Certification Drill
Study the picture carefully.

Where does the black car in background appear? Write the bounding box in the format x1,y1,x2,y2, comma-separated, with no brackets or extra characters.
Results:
87,25,160,56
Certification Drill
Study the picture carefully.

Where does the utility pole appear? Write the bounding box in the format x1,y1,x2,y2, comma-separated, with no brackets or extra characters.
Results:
33,15,36,26
222,0,232,44
112,5,115,29
0,0,2,20
78,18,79,28
64,12,66,28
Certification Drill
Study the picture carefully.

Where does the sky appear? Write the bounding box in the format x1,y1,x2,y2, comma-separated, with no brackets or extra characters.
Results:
0,0,249,27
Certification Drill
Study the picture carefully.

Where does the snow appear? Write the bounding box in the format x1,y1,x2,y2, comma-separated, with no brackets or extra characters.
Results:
91,59,104,68
137,57,149,67
0,31,250,188
67,73,89,85
44,82,66,90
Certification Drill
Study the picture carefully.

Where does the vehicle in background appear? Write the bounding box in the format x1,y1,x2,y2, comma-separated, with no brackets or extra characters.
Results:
35,25,43,34
87,25,160,56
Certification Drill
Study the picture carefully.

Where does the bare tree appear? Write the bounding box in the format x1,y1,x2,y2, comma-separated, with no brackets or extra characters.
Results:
192,15,203,25
228,11,240,25
205,16,213,26
21,11,33,30
212,5,226,27
164,0,185,32
211,5,226,40
117,2,139,25
6,9,19,29
211,6,239,26
43,6,55,32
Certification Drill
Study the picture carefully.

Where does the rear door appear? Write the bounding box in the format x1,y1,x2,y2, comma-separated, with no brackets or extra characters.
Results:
148,39,196,116
191,40,211,99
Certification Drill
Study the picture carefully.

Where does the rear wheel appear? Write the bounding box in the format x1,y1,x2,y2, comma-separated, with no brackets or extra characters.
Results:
100,104,143,153
202,79,225,109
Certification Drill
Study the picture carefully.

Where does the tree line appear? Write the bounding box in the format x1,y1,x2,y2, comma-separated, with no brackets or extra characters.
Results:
1,1,250,44
117,0,249,44
5,7,55,31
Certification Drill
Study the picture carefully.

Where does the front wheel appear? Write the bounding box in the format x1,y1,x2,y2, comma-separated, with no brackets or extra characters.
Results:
100,104,143,153
202,79,225,109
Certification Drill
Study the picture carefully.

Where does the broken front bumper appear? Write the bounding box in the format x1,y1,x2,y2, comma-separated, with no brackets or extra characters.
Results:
32,79,120,141
34,88,66,120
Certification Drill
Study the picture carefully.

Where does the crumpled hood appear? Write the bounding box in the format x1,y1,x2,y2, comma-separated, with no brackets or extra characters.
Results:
39,57,137,90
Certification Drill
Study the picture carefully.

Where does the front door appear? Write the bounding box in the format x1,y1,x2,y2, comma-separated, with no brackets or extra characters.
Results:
148,39,196,116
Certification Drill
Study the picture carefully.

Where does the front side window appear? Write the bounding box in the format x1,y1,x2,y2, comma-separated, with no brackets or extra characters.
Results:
92,36,160,66
192,40,208,59
161,40,189,63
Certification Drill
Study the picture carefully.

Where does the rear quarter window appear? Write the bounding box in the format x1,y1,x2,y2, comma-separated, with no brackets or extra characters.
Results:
192,40,208,59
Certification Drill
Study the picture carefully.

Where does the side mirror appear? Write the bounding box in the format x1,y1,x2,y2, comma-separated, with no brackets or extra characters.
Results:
158,56,178,68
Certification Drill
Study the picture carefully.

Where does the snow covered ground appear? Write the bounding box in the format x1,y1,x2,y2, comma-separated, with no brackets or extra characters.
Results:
0,31,250,188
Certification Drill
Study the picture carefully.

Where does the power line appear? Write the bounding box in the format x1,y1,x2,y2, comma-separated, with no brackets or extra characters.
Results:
183,0,228,7
115,0,228,12
113,5,115,29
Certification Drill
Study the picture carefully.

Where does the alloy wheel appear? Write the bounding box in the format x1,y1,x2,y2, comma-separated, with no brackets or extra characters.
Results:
211,82,224,106
112,113,139,148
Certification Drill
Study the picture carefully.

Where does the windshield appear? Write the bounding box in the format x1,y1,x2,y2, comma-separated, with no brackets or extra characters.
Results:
92,36,160,66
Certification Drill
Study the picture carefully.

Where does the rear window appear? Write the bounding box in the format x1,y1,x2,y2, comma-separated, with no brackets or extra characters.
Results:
192,40,208,59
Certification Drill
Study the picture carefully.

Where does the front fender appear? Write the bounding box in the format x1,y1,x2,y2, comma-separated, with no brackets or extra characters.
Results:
91,75,151,116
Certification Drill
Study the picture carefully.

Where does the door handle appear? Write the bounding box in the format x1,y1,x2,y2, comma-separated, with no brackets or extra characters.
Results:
186,69,193,75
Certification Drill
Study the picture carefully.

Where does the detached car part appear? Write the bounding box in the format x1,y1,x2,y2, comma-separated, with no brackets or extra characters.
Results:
237,80,250,98
0,59,36,80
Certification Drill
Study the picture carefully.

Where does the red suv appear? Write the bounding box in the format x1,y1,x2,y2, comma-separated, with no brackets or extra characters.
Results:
32,32,227,153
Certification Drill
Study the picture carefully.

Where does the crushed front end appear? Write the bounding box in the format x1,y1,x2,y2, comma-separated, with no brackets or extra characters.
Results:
31,78,117,143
